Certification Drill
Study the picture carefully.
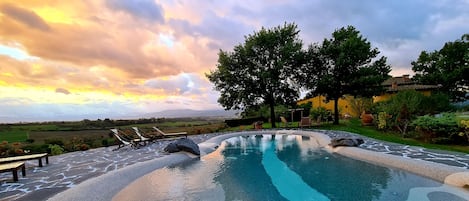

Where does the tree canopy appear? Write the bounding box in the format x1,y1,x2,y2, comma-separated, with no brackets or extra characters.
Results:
411,34,469,102
206,23,305,128
304,26,391,124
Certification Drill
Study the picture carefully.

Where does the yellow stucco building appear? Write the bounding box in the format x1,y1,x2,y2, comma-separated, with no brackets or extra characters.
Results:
297,95,357,117
297,75,440,118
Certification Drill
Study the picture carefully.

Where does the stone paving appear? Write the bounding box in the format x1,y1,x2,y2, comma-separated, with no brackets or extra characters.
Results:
318,129,469,169
1,130,469,201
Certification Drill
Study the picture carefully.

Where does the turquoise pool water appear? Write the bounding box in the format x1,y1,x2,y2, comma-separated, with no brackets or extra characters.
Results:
121,135,469,201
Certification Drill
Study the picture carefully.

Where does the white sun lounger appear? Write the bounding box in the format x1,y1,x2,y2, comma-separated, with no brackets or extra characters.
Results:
152,127,188,138
110,129,144,150
132,127,155,143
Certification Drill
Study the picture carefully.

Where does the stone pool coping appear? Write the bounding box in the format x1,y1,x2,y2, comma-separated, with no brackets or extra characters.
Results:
48,130,469,201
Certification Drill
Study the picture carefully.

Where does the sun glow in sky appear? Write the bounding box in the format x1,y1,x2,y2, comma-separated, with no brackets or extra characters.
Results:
0,0,468,123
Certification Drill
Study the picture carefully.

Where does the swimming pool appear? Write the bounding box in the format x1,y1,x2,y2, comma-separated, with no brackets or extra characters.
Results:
114,134,469,201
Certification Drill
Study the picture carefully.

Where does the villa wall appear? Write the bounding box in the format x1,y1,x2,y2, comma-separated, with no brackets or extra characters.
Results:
297,89,434,118
297,95,357,117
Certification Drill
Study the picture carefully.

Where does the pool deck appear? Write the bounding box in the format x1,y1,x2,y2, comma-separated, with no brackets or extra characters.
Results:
1,129,469,201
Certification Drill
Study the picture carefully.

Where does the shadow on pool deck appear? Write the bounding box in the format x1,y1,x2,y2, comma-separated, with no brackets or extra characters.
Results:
1,130,469,201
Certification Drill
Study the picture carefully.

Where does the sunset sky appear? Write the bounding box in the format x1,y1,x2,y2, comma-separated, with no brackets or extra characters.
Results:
0,0,468,123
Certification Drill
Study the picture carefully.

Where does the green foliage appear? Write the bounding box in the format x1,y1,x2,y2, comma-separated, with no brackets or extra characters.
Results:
377,90,454,135
348,97,373,116
243,104,290,121
458,119,469,143
44,138,65,146
377,112,389,129
305,26,391,124
101,139,109,147
412,34,469,102
298,102,312,117
377,90,426,135
379,90,425,118
419,92,454,114
310,107,330,121
206,22,305,128
79,144,90,151
64,137,84,152
22,144,49,154
412,113,460,143
48,144,64,155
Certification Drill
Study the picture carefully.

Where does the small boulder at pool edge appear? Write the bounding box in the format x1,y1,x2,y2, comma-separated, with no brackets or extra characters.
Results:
164,138,200,155
329,137,364,148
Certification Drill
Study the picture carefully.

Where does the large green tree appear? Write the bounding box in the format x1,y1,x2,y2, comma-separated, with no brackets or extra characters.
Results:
411,34,469,102
305,26,390,124
206,23,305,128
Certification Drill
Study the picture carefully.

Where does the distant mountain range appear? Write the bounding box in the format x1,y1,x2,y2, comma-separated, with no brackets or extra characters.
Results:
143,109,240,119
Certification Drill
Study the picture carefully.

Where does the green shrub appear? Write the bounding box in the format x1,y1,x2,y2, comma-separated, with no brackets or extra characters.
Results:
83,137,94,145
377,112,389,129
79,144,90,151
25,138,35,143
22,144,49,154
412,113,460,143
48,144,64,155
44,138,64,146
64,137,83,152
420,92,454,114
101,139,109,147
458,119,469,143
378,90,424,133
376,90,453,135
310,107,330,121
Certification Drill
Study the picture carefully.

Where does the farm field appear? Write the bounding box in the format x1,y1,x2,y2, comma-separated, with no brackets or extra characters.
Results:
0,118,227,157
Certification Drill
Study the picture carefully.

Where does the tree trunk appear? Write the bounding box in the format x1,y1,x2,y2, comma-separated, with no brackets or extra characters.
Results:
270,100,276,128
333,97,339,125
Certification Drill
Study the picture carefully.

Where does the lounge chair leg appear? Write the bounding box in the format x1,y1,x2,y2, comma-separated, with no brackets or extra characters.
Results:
21,164,26,177
12,170,18,182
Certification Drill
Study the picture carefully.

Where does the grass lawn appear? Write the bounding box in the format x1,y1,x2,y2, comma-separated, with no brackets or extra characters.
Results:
322,118,469,154
0,130,28,142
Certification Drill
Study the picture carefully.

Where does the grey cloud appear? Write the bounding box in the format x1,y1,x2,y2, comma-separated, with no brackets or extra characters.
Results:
224,0,467,70
106,0,164,23
236,0,433,42
55,88,71,95
144,73,210,95
168,11,252,50
0,4,50,31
